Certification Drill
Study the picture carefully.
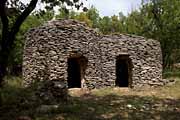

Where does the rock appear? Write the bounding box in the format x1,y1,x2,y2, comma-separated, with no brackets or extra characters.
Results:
52,56,58,60
49,50,57,56
127,104,133,108
173,63,180,69
169,79,175,82
37,105,59,113
166,79,176,85
16,116,32,120
35,79,68,104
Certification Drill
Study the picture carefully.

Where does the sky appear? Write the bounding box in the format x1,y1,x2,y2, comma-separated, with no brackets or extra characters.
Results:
21,0,142,17
83,0,142,16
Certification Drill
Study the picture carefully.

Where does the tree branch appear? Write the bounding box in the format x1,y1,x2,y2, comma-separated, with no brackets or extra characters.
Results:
0,1,9,30
11,0,38,35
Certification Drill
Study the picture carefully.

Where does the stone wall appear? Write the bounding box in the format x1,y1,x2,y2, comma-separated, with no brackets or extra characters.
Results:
23,19,163,89
99,35,162,88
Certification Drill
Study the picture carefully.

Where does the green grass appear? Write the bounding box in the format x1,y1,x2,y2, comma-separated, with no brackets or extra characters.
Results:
0,76,180,120
163,69,180,78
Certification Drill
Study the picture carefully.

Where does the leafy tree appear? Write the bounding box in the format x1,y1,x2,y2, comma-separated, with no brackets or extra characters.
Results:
124,10,143,35
56,7,71,19
74,12,93,27
99,16,112,34
139,0,180,69
86,6,100,28
110,15,122,33
118,12,127,33
0,0,86,86
56,6,100,28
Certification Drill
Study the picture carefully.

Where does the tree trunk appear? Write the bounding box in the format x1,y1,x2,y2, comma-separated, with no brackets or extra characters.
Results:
0,0,38,86
0,31,16,86
0,50,9,87
0,63,6,87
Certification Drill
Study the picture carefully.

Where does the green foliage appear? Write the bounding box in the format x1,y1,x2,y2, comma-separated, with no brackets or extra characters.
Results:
124,10,143,35
56,6,100,28
163,69,180,78
6,11,54,75
99,16,112,34
86,6,100,28
75,12,93,27
138,0,180,68
56,7,70,19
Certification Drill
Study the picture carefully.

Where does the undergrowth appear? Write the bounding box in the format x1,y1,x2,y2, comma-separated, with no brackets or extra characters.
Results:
0,76,180,120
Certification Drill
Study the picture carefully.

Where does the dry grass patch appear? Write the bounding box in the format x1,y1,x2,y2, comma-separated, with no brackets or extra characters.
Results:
1,77,180,120
91,77,180,99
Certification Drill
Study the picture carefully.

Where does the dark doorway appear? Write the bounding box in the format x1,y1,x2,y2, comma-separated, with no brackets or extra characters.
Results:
116,55,132,87
67,55,88,88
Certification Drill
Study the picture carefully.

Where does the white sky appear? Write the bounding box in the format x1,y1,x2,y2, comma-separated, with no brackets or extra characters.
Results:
21,0,142,16
83,0,142,16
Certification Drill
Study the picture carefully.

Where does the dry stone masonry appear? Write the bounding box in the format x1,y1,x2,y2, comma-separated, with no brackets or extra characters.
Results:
23,19,163,89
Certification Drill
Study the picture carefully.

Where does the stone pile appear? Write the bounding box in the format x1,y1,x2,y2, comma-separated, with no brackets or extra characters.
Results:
23,19,163,89
35,79,67,103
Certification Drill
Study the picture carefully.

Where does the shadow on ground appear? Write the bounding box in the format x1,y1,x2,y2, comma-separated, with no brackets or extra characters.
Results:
0,85,180,120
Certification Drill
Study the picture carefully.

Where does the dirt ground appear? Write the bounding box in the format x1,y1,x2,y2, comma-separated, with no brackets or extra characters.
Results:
1,77,180,120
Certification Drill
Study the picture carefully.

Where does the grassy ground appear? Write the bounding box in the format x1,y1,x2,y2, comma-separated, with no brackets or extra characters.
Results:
0,77,180,120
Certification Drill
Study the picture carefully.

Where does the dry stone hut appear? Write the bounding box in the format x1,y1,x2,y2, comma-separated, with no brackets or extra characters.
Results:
23,19,163,89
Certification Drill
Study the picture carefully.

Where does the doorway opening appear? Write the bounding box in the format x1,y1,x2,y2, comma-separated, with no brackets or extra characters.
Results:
67,55,88,88
116,55,132,87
